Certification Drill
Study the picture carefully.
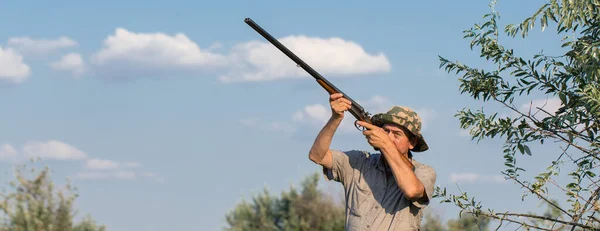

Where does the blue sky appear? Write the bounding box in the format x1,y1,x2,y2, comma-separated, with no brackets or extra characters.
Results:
0,0,575,230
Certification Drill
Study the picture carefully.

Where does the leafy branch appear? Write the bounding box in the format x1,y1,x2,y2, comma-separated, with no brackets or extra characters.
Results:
434,0,600,230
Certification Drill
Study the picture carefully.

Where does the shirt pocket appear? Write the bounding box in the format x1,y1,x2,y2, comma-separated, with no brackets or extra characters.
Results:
348,176,374,217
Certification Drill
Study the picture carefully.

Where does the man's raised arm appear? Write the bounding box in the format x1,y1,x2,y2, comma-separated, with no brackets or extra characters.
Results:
308,93,351,169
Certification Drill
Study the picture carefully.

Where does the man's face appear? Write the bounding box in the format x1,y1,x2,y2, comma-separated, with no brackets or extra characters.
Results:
381,123,415,155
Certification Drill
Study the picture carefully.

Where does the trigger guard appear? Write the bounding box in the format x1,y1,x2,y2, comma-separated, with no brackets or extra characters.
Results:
354,120,366,131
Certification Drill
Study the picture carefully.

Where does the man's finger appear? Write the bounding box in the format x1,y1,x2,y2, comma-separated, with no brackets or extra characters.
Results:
356,120,377,129
335,102,350,110
330,93,343,100
335,98,350,104
343,102,352,109
335,101,350,109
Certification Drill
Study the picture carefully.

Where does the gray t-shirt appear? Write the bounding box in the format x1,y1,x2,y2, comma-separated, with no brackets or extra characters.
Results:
323,149,436,231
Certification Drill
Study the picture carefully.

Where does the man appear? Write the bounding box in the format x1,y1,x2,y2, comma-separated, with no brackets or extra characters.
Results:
308,93,436,230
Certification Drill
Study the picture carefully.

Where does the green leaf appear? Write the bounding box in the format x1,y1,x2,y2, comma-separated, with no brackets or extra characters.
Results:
559,92,567,104
517,143,524,154
523,145,532,155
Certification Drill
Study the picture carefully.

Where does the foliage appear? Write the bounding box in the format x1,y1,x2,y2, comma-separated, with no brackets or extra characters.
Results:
225,172,491,230
435,0,600,230
0,160,105,231
422,211,491,231
223,172,346,231
421,211,447,231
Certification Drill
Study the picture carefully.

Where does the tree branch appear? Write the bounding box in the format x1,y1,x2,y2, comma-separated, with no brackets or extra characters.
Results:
505,173,574,219
496,212,597,230
492,96,600,162
483,212,555,231
571,186,600,230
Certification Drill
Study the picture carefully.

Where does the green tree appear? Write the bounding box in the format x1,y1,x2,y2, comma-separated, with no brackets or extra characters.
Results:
435,0,600,230
445,214,490,231
421,211,446,231
0,160,105,231
224,172,346,231
422,210,491,231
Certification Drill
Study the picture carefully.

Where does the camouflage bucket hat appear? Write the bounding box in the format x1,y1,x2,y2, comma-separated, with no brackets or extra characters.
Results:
371,106,429,152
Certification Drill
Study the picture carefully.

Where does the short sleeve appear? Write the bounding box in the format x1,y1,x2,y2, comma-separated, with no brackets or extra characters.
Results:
322,150,366,186
412,164,436,208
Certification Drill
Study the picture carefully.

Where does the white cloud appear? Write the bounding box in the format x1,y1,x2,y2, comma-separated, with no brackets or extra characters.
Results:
85,158,119,170
83,29,388,82
91,28,227,71
290,103,359,133
7,36,77,55
22,140,87,160
50,52,86,77
113,170,136,179
72,169,162,182
300,104,331,125
0,144,18,159
0,139,161,182
291,103,356,132
0,46,30,83
520,97,562,120
123,161,141,168
74,162,162,182
73,170,136,180
219,35,391,83
449,172,506,184
79,158,158,181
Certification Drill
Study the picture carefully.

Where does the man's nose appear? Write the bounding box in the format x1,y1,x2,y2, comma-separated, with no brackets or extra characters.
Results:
385,130,395,138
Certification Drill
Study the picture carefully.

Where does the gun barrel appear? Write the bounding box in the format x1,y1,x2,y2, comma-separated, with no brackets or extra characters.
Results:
244,18,369,122
244,19,327,85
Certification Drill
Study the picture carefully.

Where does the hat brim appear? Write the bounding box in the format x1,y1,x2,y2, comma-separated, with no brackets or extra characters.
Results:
371,114,429,152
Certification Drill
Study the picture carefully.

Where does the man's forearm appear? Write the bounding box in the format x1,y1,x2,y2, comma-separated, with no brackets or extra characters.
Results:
309,116,343,162
381,145,424,200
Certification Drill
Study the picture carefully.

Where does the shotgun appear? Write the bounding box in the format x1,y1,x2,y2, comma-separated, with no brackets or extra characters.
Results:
244,18,373,131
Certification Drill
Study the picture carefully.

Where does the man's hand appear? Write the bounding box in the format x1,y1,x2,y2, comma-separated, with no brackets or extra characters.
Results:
357,122,420,199
330,93,351,119
357,121,393,150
